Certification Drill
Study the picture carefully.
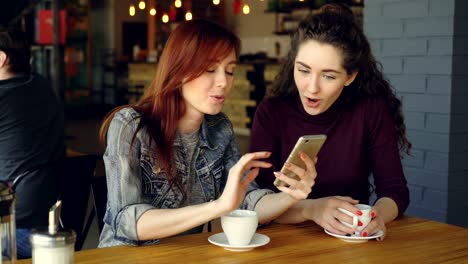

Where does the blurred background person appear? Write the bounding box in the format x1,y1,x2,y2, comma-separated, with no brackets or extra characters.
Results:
0,26,65,258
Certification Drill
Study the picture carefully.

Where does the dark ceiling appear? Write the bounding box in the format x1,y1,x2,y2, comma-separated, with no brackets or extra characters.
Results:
0,0,41,27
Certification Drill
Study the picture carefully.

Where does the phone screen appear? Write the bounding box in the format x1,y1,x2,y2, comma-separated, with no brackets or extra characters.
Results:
274,135,327,187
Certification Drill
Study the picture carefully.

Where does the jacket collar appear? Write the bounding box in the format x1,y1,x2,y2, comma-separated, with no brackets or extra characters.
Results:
173,116,219,150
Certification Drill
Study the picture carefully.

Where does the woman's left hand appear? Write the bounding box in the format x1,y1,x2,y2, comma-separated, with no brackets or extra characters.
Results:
360,208,387,241
274,152,317,201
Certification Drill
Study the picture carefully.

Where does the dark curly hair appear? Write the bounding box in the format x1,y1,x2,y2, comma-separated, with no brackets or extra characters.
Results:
268,3,411,154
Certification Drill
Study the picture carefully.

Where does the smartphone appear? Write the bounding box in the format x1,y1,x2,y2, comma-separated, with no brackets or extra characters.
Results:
273,135,327,187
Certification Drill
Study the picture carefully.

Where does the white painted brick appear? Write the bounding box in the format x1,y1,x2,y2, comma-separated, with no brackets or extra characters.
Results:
404,166,448,189
363,4,383,21
407,130,450,152
369,39,381,56
429,0,455,17
378,57,403,74
387,74,426,93
402,94,450,114
405,17,454,37
383,0,429,19
369,0,406,3
426,113,450,133
404,56,452,74
421,188,448,212
408,184,424,202
365,21,403,39
382,38,427,56
452,76,468,95
406,204,447,222
428,37,454,55
425,152,449,172
452,96,468,114
427,75,452,95
403,148,425,167
405,111,426,130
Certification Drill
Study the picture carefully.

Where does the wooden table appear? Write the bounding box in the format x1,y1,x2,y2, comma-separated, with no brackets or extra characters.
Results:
18,217,467,263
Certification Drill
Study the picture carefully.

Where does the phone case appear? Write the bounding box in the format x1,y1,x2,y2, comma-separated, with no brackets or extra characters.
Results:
274,135,327,187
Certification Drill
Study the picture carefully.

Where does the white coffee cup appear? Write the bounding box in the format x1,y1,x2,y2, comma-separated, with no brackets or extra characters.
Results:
338,204,372,236
221,209,258,246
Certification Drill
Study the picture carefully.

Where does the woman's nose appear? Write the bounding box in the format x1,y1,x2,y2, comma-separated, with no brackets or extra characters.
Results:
215,72,227,88
307,76,320,93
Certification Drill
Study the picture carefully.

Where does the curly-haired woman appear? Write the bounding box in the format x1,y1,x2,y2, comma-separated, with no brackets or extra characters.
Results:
250,4,411,241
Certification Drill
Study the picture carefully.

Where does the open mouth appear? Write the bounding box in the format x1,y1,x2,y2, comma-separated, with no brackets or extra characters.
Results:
210,95,225,104
305,97,321,108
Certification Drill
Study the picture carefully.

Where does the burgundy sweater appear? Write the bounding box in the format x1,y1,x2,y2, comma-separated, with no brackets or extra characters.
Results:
249,93,409,216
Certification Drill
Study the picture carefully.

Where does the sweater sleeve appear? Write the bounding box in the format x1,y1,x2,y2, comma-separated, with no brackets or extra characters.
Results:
249,100,281,192
366,97,410,217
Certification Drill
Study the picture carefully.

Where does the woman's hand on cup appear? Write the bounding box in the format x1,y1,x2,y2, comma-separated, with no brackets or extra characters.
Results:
216,151,272,213
274,152,317,201
359,208,387,241
304,196,359,235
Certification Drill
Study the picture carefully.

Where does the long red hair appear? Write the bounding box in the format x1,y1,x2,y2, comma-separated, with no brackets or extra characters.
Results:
99,19,240,188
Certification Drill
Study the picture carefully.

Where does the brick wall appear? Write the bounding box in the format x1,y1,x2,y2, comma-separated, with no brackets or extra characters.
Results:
364,0,468,227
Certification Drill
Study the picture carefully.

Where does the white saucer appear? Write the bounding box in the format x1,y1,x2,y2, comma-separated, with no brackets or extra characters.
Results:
208,233,270,252
324,229,383,243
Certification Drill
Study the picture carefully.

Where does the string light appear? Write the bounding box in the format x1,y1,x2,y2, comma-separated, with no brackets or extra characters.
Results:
162,14,169,23
138,1,146,10
185,11,193,20
129,0,259,20
129,5,136,16
242,4,250,15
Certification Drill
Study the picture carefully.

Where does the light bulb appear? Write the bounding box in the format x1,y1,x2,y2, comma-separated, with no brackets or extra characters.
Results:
138,1,146,10
185,11,193,21
162,14,169,23
242,4,250,15
213,0,220,5
149,8,156,16
129,5,136,16
175,0,182,8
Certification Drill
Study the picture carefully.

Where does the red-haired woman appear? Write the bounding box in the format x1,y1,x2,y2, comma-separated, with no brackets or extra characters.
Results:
98,19,316,247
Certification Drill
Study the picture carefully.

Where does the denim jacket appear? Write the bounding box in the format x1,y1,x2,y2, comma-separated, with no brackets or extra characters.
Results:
98,108,273,248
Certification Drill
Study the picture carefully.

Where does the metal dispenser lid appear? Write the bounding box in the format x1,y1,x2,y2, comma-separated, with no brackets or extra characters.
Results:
30,200,76,247
30,229,76,247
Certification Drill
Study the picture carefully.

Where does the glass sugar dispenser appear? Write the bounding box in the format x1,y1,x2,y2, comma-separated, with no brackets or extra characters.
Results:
0,181,17,264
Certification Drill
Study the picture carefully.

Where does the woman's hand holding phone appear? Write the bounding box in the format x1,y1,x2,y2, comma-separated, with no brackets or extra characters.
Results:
274,152,318,201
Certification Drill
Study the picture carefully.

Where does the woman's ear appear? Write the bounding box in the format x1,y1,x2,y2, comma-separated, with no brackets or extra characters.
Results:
344,71,358,86
0,51,8,68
